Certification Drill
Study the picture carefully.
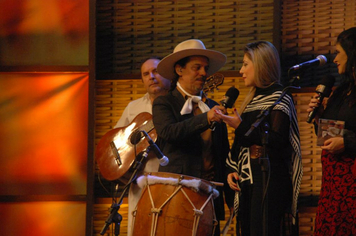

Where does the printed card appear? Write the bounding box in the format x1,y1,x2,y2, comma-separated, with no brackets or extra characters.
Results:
317,119,345,146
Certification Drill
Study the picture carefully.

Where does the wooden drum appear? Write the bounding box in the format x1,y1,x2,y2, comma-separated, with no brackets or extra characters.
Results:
132,172,219,236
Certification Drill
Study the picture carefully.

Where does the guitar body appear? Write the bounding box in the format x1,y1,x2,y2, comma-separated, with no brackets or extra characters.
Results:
95,112,157,183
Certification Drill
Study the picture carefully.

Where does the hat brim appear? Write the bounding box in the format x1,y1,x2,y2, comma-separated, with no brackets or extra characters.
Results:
157,48,226,80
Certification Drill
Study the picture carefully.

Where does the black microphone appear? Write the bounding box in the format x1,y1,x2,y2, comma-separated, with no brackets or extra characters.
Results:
210,86,240,130
130,130,169,166
290,55,327,70
221,86,240,108
306,75,335,123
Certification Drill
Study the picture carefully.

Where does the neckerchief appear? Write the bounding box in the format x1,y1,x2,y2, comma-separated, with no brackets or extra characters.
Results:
177,82,210,115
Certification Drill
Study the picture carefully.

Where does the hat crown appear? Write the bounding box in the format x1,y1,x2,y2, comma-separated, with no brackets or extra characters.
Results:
173,39,206,53
157,39,226,80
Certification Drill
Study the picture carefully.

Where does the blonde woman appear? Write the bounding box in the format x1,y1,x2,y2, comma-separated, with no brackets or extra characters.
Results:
216,41,302,235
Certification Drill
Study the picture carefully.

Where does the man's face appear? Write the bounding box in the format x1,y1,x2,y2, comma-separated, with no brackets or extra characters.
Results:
141,59,170,95
177,56,209,95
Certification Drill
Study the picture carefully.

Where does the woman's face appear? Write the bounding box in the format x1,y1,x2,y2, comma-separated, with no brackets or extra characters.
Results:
333,43,348,74
240,54,256,87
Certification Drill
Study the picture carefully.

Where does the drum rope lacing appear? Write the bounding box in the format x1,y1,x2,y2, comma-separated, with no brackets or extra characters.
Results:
142,176,216,236
147,183,182,236
180,187,214,236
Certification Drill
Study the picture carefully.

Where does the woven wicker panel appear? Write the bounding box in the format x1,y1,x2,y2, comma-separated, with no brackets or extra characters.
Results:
96,0,276,76
293,91,322,198
94,75,322,235
93,198,129,236
298,207,318,236
280,0,356,87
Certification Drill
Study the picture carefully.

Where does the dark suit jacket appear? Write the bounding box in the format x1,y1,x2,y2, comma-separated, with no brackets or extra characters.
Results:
152,88,234,219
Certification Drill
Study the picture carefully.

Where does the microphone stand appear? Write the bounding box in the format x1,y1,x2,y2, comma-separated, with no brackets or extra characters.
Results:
244,85,300,236
100,147,151,235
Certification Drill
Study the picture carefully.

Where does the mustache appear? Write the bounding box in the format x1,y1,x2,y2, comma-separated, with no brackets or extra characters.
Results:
197,76,207,81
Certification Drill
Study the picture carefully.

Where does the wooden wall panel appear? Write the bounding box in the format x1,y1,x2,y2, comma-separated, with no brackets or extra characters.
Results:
96,0,276,76
280,0,356,87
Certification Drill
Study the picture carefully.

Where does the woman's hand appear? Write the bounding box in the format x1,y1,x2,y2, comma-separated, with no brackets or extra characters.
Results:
214,108,242,129
227,172,240,191
307,93,324,123
321,137,345,154
307,93,321,112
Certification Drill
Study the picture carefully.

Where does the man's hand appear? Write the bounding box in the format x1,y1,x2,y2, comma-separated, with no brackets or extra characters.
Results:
207,105,226,124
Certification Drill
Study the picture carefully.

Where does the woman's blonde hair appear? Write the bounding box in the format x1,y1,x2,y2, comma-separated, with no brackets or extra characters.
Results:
239,41,281,113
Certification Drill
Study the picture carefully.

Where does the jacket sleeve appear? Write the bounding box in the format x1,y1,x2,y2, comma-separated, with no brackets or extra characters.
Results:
343,129,356,157
152,95,211,142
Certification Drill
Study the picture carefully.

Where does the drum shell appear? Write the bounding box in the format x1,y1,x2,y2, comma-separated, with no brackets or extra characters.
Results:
132,172,216,236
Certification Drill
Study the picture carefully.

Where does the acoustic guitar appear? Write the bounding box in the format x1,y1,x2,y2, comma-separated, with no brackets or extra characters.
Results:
95,112,156,184
95,73,224,183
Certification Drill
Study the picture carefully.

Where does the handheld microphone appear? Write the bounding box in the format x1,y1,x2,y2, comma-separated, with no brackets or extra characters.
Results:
306,75,335,123
130,130,169,166
290,55,327,71
221,86,240,108
210,86,240,130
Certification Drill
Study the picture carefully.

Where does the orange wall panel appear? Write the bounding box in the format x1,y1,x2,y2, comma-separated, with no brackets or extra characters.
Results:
0,73,89,195
0,0,89,66
0,202,86,236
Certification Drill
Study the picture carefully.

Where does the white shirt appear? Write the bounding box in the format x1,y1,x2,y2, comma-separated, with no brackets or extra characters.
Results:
114,93,152,128
113,92,159,236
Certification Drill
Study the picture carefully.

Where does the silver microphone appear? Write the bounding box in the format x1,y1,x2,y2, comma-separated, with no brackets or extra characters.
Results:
289,55,327,70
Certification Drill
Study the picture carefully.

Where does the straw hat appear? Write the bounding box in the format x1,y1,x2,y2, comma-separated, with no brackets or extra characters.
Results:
157,39,226,80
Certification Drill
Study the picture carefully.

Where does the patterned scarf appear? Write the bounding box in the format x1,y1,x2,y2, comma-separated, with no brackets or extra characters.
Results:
227,90,303,224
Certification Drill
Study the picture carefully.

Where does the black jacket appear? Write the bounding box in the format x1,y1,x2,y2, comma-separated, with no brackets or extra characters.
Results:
152,88,234,219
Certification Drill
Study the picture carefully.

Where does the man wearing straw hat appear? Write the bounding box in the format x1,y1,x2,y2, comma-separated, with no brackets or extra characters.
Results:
152,39,234,235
